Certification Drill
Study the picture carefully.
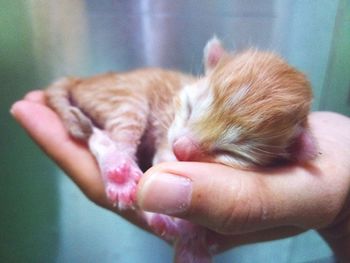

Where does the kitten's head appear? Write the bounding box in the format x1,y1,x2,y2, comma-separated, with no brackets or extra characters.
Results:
168,37,315,167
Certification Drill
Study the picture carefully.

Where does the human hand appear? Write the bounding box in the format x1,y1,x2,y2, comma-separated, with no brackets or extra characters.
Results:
137,111,350,260
11,91,350,261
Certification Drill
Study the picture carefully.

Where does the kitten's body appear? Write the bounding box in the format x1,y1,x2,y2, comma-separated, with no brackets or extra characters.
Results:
47,69,194,170
45,38,315,263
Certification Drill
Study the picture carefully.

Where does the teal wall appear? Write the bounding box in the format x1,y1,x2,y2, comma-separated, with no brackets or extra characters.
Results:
320,0,350,115
282,0,338,111
0,1,58,262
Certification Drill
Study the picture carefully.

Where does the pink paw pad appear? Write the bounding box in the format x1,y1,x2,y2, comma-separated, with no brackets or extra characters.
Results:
107,161,132,184
103,157,142,209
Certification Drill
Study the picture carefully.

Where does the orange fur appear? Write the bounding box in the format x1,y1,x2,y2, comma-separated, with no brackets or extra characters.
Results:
196,50,312,165
45,42,314,168
46,69,194,161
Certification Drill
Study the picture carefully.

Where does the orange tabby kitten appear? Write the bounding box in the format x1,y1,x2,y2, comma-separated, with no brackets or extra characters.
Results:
45,37,316,263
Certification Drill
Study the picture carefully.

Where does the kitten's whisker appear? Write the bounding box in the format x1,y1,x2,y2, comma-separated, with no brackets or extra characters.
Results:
243,145,282,157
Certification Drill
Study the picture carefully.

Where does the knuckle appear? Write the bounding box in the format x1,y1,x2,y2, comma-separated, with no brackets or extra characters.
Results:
214,176,269,234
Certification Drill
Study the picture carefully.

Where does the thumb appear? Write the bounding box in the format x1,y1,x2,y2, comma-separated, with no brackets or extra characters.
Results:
137,161,335,234
137,162,268,234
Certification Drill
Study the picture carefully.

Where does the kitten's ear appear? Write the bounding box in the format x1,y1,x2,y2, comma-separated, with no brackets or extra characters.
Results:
203,37,226,73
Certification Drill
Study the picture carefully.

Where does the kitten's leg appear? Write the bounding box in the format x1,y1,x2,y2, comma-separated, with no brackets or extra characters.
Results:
88,128,142,209
150,141,213,263
143,212,213,263
153,141,177,164
174,224,212,263
89,100,149,209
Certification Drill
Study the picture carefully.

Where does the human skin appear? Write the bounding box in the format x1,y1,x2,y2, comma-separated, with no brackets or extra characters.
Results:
11,90,350,261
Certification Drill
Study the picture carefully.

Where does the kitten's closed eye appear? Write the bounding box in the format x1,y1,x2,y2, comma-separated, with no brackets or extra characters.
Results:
176,90,191,119
182,91,193,119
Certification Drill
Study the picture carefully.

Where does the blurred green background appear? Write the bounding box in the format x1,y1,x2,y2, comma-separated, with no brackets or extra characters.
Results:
1,1,58,262
1,1,349,262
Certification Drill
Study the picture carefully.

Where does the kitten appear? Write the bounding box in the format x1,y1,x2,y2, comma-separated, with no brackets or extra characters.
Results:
45,37,316,263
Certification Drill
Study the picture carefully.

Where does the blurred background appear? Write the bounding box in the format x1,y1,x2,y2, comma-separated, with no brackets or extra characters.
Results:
1,0,349,262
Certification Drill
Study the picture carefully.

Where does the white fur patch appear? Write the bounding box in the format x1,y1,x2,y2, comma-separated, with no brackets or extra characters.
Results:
215,153,243,167
216,126,242,146
168,80,214,145
225,84,251,109
89,128,117,163
186,81,213,121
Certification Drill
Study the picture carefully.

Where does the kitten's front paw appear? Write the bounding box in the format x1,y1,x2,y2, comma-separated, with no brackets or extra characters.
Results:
88,128,143,210
104,157,142,209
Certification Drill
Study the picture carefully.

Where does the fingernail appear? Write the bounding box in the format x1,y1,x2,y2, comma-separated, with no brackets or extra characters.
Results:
138,173,192,215
9,103,21,121
9,103,17,116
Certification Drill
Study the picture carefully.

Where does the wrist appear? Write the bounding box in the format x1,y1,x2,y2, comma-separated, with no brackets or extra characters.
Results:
318,215,350,263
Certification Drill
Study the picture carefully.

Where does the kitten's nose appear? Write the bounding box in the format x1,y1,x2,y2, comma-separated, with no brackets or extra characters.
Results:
172,135,201,161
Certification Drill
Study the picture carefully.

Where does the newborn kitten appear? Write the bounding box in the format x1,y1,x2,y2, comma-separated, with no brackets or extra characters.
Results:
45,37,315,263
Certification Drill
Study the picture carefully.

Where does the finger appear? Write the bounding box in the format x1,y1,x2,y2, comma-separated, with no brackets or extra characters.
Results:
137,159,341,234
10,99,107,205
23,90,46,104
